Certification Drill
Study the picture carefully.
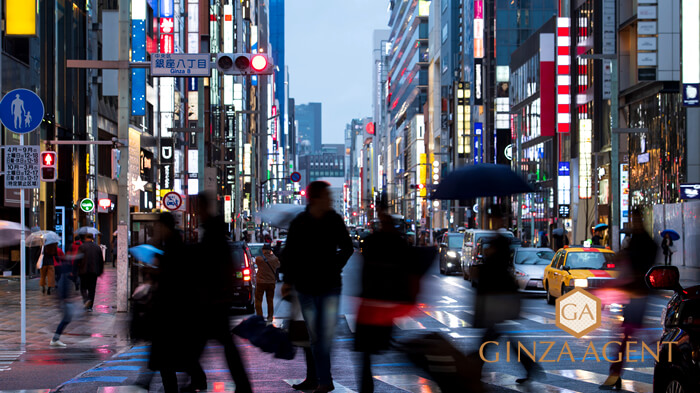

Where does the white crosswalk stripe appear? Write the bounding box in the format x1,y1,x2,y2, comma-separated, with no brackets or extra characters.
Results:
546,369,653,392
0,350,24,372
483,371,582,393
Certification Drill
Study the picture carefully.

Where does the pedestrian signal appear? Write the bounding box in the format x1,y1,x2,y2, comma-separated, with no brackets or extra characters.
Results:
40,151,57,182
215,53,274,75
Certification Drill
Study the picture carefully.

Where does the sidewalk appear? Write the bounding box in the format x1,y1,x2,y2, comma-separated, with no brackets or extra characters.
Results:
0,266,130,351
667,264,700,289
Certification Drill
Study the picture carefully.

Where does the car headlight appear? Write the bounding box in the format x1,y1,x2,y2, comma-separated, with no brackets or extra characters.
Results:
514,269,527,277
573,279,588,288
447,251,457,258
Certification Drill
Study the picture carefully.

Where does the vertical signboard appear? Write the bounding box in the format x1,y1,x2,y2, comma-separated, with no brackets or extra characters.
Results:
474,0,484,59
5,0,36,35
474,123,483,163
540,34,556,136
558,161,571,205
682,0,700,106
474,59,483,105
159,138,174,190
620,163,629,224
556,18,571,133
131,0,146,116
579,119,593,198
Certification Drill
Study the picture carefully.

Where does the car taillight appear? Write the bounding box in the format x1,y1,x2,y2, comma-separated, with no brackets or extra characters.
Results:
244,252,250,268
606,263,615,269
243,268,251,281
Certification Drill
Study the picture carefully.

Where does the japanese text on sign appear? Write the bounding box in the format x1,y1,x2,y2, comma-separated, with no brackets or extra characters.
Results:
4,145,40,189
151,53,210,76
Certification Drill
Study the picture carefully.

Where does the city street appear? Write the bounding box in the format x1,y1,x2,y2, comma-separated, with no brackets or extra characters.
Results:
0,250,688,393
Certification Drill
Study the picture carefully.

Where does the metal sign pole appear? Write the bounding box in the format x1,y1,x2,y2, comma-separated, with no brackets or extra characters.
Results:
19,133,26,345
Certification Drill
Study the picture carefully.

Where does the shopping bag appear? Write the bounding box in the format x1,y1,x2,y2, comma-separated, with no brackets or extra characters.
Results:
36,245,44,270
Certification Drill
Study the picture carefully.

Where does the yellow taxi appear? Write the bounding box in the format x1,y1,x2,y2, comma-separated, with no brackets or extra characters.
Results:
543,245,617,304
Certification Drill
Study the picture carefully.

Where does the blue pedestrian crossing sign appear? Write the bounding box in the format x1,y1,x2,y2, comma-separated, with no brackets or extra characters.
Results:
0,89,44,134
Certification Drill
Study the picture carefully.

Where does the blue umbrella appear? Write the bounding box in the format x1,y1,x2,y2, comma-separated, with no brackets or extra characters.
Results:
430,164,534,200
129,244,163,266
661,229,680,241
594,223,609,231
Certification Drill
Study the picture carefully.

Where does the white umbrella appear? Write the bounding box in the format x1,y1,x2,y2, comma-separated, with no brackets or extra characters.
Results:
25,230,61,247
76,226,101,236
0,220,30,248
258,204,306,229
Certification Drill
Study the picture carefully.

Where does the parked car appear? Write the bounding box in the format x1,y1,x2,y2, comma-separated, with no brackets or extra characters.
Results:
247,242,264,259
510,247,555,293
646,265,700,393
438,232,464,275
461,229,514,282
229,241,256,313
543,245,617,305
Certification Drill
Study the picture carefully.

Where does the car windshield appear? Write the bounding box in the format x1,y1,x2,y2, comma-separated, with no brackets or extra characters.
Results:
448,235,463,249
565,252,615,269
515,250,554,265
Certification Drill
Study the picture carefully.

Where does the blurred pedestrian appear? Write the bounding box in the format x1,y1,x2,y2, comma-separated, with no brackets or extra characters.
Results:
67,236,83,290
540,232,549,248
50,243,74,347
471,206,542,388
661,233,674,266
39,242,59,295
255,243,280,322
76,233,104,311
355,207,413,393
592,228,604,246
111,234,118,268
188,192,252,393
600,208,657,390
280,181,353,393
139,213,206,393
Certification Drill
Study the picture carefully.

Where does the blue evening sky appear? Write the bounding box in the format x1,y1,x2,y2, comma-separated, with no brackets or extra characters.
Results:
286,0,390,144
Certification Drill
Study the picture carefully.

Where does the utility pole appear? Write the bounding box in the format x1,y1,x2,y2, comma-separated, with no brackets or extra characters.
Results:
116,0,130,312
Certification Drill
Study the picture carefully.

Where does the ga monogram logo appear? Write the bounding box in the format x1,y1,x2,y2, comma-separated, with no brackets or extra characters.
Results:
555,288,602,338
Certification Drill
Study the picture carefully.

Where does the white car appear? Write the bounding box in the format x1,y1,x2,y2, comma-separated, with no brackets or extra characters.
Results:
511,247,555,293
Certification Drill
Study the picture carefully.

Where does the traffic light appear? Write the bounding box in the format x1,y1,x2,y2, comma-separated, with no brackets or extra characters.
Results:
300,189,306,197
40,151,57,182
215,53,274,75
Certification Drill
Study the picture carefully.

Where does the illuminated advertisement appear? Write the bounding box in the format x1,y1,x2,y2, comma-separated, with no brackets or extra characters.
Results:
474,59,483,105
160,18,174,53
683,0,700,106
556,18,570,133
131,0,146,116
474,0,484,58
579,120,592,199
474,123,483,164
159,0,174,18
5,0,36,35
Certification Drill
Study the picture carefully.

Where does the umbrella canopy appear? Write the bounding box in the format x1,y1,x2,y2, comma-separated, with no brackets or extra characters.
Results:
552,228,565,236
594,223,609,231
129,244,163,266
258,204,306,229
0,220,30,248
661,229,681,241
75,226,101,236
25,230,60,247
431,164,534,200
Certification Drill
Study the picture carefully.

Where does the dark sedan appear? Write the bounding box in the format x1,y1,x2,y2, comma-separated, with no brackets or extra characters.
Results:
646,265,700,393
438,232,463,275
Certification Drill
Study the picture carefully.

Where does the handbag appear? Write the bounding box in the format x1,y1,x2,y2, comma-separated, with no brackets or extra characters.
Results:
36,245,44,270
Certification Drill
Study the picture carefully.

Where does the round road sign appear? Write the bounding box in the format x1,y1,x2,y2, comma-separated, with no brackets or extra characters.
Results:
290,171,302,183
0,89,45,134
80,198,95,212
163,191,183,211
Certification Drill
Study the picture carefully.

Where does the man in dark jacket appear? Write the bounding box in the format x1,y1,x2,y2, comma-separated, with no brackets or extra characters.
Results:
281,181,353,393
77,233,104,312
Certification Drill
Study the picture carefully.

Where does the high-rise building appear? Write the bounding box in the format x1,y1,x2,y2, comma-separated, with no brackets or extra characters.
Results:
269,0,286,151
296,102,322,155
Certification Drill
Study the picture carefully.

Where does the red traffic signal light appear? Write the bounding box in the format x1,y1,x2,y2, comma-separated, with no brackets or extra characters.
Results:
250,54,268,72
216,53,274,75
300,190,306,197
417,184,425,190
40,151,57,182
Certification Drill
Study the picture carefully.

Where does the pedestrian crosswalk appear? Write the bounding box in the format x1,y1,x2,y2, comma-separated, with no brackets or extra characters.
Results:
0,350,24,373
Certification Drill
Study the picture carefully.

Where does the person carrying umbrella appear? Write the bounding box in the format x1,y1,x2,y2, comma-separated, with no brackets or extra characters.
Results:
76,233,104,312
660,230,678,266
592,223,608,246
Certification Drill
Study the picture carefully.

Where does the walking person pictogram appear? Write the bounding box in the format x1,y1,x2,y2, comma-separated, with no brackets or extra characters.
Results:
11,94,25,129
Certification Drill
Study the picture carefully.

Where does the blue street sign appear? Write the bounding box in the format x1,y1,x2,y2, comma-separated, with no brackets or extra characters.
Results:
290,171,302,183
0,89,44,134
558,162,570,176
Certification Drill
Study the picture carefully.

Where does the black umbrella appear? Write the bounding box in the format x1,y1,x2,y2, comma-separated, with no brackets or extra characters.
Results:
431,164,534,200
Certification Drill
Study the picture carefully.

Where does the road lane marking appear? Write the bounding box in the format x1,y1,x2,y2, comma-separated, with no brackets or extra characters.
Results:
546,369,652,393
373,374,441,393
520,312,557,325
437,296,458,304
423,310,471,328
624,367,654,375
286,379,356,392
482,371,581,393
0,350,23,373
395,317,426,330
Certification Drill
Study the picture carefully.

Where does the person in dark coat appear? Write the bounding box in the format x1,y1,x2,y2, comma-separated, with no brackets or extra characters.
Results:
600,208,657,389
76,233,104,311
661,233,674,266
471,206,542,388
280,181,354,393
355,208,413,393
50,244,73,347
592,229,604,246
188,193,252,393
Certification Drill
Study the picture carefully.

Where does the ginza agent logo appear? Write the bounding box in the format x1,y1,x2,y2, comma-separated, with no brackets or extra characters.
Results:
556,288,601,338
